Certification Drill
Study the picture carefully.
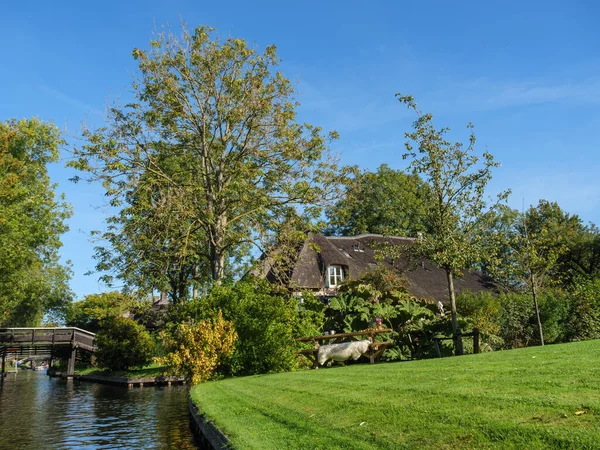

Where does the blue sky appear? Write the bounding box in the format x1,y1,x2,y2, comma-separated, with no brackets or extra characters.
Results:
1,1,599,298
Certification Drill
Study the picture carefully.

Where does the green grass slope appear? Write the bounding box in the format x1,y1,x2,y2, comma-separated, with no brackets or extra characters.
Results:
190,340,600,449
75,363,165,378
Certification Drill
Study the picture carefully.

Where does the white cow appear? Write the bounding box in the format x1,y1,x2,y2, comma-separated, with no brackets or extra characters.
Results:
317,340,371,366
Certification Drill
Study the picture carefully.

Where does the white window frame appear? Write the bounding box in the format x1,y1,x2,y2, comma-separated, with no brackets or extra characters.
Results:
327,265,344,287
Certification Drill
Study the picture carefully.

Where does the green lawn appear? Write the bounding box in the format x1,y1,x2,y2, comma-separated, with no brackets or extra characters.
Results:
190,340,600,449
75,362,166,378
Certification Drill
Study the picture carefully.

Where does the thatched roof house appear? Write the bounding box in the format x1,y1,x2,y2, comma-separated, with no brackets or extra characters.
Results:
257,233,493,303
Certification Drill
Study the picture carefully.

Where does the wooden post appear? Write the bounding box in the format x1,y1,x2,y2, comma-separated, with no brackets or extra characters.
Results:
433,338,441,358
67,346,76,376
473,328,480,354
453,331,464,356
1,351,5,378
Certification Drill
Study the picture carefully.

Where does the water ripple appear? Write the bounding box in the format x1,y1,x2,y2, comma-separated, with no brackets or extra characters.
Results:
0,371,196,450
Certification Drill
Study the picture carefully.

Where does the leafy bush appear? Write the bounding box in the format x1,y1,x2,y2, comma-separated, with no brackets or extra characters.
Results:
327,267,415,333
537,291,569,343
166,278,322,376
337,266,410,303
496,293,537,348
457,291,504,349
157,311,237,384
294,291,326,341
95,317,155,371
203,280,306,375
564,278,600,341
457,282,600,349
327,267,457,360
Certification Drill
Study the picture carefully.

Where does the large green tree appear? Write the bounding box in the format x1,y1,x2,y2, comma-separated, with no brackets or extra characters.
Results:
522,200,599,287
65,291,133,333
0,118,72,326
325,164,432,237
484,200,592,345
397,95,509,354
70,25,342,297
484,201,596,291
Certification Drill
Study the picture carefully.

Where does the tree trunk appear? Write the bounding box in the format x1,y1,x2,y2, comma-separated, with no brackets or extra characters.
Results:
210,248,225,283
530,271,544,346
209,215,227,283
446,269,463,355
192,265,198,299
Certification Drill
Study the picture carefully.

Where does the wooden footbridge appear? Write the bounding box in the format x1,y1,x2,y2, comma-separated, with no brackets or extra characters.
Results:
0,327,96,378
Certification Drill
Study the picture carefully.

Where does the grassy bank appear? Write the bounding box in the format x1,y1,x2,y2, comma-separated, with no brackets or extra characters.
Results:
75,363,166,379
190,340,600,449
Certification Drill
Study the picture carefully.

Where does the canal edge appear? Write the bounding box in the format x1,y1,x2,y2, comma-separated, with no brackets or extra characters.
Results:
188,397,231,450
48,368,185,388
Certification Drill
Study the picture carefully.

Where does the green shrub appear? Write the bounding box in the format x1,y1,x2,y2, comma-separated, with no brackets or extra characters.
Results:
337,266,410,303
457,291,504,349
328,270,458,361
169,278,319,376
204,280,302,375
459,292,549,349
95,317,155,371
537,290,569,343
564,278,600,341
327,266,416,334
293,291,326,340
457,284,600,349
496,293,537,348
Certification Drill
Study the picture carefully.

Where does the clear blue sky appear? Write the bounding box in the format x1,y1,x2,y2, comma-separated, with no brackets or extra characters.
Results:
1,1,599,298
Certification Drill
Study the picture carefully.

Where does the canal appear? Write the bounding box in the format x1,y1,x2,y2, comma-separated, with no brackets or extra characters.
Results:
0,370,197,449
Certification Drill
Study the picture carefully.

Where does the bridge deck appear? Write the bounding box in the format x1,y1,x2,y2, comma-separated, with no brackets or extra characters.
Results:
0,327,96,377
0,327,96,352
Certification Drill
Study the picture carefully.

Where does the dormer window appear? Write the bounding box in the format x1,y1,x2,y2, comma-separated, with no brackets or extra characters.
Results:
327,265,344,287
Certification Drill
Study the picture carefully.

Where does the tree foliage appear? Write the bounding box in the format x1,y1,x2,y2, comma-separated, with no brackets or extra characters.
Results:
484,200,599,292
166,278,322,375
69,25,343,298
326,269,457,360
325,164,432,237
523,200,600,287
0,118,72,326
95,317,155,371
201,279,304,375
65,291,134,333
397,94,509,353
457,284,600,349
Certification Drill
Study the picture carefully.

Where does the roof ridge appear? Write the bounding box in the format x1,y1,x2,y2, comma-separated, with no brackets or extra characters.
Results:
326,233,416,241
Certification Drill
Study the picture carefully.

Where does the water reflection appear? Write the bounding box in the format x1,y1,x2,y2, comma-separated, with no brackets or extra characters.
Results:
0,371,196,449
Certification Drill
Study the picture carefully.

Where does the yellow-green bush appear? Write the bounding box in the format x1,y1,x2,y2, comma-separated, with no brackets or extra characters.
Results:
157,311,237,384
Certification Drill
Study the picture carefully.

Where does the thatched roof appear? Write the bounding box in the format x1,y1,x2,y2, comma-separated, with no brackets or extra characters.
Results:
259,233,493,303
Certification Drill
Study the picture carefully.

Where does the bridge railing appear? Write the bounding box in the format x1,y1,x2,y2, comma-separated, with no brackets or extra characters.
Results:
0,327,96,352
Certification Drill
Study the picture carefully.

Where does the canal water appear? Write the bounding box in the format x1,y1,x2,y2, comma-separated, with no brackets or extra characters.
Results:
0,370,197,449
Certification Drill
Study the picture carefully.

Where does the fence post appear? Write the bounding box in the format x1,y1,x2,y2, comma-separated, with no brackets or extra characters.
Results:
433,338,441,358
473,328,480,354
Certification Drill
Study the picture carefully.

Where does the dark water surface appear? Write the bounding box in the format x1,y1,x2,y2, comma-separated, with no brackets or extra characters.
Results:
0,370,197,450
